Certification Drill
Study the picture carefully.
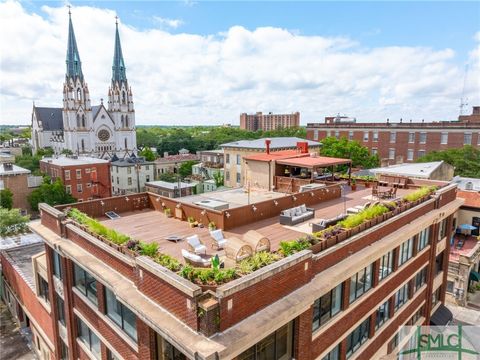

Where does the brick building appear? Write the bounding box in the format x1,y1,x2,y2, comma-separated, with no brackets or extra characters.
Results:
306,107,480,164
240,112,300,131
0,171,463,360
40,156,111,201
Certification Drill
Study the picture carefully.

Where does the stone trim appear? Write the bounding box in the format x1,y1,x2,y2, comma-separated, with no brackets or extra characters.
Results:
135,256,201,298
39,202,65,219
216,250,312,298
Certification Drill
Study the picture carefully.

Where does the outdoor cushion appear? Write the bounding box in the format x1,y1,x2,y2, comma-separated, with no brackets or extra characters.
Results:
300,204,307,213
295,207,302,216
283,209,291,217
210,229,224,242
182,249,202,262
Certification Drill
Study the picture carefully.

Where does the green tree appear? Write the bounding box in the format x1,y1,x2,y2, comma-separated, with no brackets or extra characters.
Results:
212,171,224,187
19,127,31,139
0,189,13,209
139,147,156,161
416,145,480,177
158,172,178,183
61,149,73,155
0,207,30,237
27,177,76,211
179,160,198,178
320,136,379,169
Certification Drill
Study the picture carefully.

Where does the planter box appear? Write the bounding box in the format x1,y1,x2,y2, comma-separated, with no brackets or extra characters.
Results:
337,231,348,243
350,226,360,236
200,284,218,292
310,242,324,254
326,237,337,248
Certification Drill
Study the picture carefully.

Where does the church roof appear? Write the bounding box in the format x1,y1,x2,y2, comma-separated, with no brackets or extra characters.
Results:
66,11,83,80
112,20,127,83
92,105,102,119
34,107,64,131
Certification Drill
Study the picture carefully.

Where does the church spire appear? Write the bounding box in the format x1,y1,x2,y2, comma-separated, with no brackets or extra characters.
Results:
112,17,127,83
66,7,83,80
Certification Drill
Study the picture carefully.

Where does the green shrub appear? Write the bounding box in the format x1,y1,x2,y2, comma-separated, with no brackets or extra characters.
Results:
279,239,310,256
338,204,388,229
154,253,181,271
178,266,237,285
238,252,280,274
139,242,159,257
403,186,437,202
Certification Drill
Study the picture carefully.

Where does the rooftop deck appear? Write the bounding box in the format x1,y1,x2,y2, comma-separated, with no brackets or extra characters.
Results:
101,185,412,265
449,235,480,262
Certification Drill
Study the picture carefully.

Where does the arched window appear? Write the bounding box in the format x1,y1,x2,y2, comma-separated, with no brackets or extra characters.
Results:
76,114,81,128
81,139,85,152
122,91,126,104
121,115,124,128
125,115,129,128
77,88,82,101
81,115,86,128
124,138,128,149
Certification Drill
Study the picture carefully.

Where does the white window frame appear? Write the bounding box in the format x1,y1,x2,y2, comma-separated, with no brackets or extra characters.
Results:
363,131,369,142
408,132,415,144
390,132,396,143
389,148,395,160
441,132,448,145
64,170,71,180
419,132,427,144
407,149,414,161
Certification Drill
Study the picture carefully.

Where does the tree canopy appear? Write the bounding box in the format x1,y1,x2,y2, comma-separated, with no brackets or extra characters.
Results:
27,177,76,211
416,145,480,178
319,136,379,169
0,207,30,237
0,189,13,209
179,160,198,178
139,147,156,161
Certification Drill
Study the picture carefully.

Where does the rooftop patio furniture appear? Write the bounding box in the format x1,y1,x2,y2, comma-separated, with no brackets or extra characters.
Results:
279,204,315,226
312,214,348,233
165,235,184,243
210,229,227,250
243,230,270,253
225,237,253,262
181,249,211,268
186,235,207,255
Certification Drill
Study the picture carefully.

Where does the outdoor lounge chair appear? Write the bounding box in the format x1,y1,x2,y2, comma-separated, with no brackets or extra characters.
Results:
181,249,211,268
243,230,270,253
186,235,207,255
210,229,227,249
225,237,253,262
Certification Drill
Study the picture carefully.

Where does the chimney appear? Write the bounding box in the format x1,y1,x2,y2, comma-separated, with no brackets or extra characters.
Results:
3,162,13,171
296,141,309,154
265,139,271,154
164,152,169,158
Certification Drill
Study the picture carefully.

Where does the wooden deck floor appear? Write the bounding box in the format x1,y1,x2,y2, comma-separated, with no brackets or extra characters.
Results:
101,186,411,265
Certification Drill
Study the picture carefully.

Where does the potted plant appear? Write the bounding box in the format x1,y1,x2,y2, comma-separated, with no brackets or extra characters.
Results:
208,221,216,231
350,178,357,191
164,208,172,218
187,216,196,228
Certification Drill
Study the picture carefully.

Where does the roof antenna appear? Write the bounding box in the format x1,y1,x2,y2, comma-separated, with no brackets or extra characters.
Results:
115,15,119,26
68,4,71,16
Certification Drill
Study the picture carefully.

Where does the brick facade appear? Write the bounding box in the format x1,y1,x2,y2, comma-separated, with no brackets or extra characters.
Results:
240,112,300,131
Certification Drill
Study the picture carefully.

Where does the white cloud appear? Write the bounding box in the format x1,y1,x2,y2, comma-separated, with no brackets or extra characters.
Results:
152,16,184,29
1,1,479,126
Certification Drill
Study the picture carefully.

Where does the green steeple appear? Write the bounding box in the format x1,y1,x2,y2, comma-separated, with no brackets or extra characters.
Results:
65,9,83,79
112,18,127,83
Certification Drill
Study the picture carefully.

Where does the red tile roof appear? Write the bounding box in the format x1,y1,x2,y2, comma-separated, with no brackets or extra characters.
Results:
458,190,480,208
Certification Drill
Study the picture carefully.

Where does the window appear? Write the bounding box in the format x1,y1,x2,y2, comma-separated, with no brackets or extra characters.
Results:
236,172,241,183
117,177,119,185
77,317,100,359
394,283,409,311
446,281,454,293
312,283,342,331
432,287,441,307
408,132,415,143
349,264,373,303
106,349,120,360
348,131,353,140
234,323,292,360
64,170,70,180
438,219,447,240
398,237,414,267
375,300,390,329
389,148,395,160
407,149,414,161
363,131,369,142
105,288,137,340
441,132,448,144
435,252,444,276
157,336,187,360
146,165,150,170
419,132,427,144
77,184,83,193
66,185,72,194
127,167,132,174
373,131,378,142
321,344,340,360
146,175,150,182
346,317,370,358
73,263,98,306
76,169,82,179
335,130,340,138
464,132,472,145
371,148,378,156
418,150,425,158
226,154,230,164
414,267,427,292
390,132,396,143
417,227,430,251
52,251,62,280
60,340,68,360
37,275,49,303
56,295,65,326
236,154,241,165
225,172,230,182
128,177,132,186
379,250,394,281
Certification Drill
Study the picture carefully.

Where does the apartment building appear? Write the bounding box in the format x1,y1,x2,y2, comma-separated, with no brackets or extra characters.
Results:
306,107,480,164
0,171,462,360
110,156,154,195
240,112,300,131
220,137,321,187
40,156,111,201
154,151,200,178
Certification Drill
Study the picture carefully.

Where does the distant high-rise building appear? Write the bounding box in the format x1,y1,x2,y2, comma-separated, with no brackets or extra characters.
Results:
240,112,300,131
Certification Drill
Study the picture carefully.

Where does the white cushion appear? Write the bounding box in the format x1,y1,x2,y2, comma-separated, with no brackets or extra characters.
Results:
187,235,201,248
300,204,307,213
182,249,201,262
295,207,302,216
283,209,291,217
210,229,224,242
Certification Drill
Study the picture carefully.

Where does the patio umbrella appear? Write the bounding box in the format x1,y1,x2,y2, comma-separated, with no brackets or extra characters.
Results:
459,224,477,230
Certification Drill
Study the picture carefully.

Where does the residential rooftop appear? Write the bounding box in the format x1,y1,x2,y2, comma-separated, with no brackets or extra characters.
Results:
0,163,31,176
40,156,109,166
154,153,200,164
457,190,480,208
452,176,480,191
146,180,197,190
370,161,448,179
111,156,153,167
220,137,320,150
449,235,480,262
0,232,44,250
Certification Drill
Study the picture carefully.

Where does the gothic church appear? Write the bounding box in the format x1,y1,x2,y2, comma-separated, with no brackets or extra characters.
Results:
31,11,137,158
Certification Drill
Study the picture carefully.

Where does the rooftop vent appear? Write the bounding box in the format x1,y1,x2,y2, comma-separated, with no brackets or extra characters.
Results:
3,163,13,171
465,181,473,190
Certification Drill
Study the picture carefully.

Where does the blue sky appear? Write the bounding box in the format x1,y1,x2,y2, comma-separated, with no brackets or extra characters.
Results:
2,1,479,125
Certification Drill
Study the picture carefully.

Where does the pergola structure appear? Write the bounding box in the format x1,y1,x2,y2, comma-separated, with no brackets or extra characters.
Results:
276,155,352,181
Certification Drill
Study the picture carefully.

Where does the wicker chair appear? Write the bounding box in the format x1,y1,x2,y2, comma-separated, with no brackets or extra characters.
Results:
225,237,253,262
243,230,270,253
